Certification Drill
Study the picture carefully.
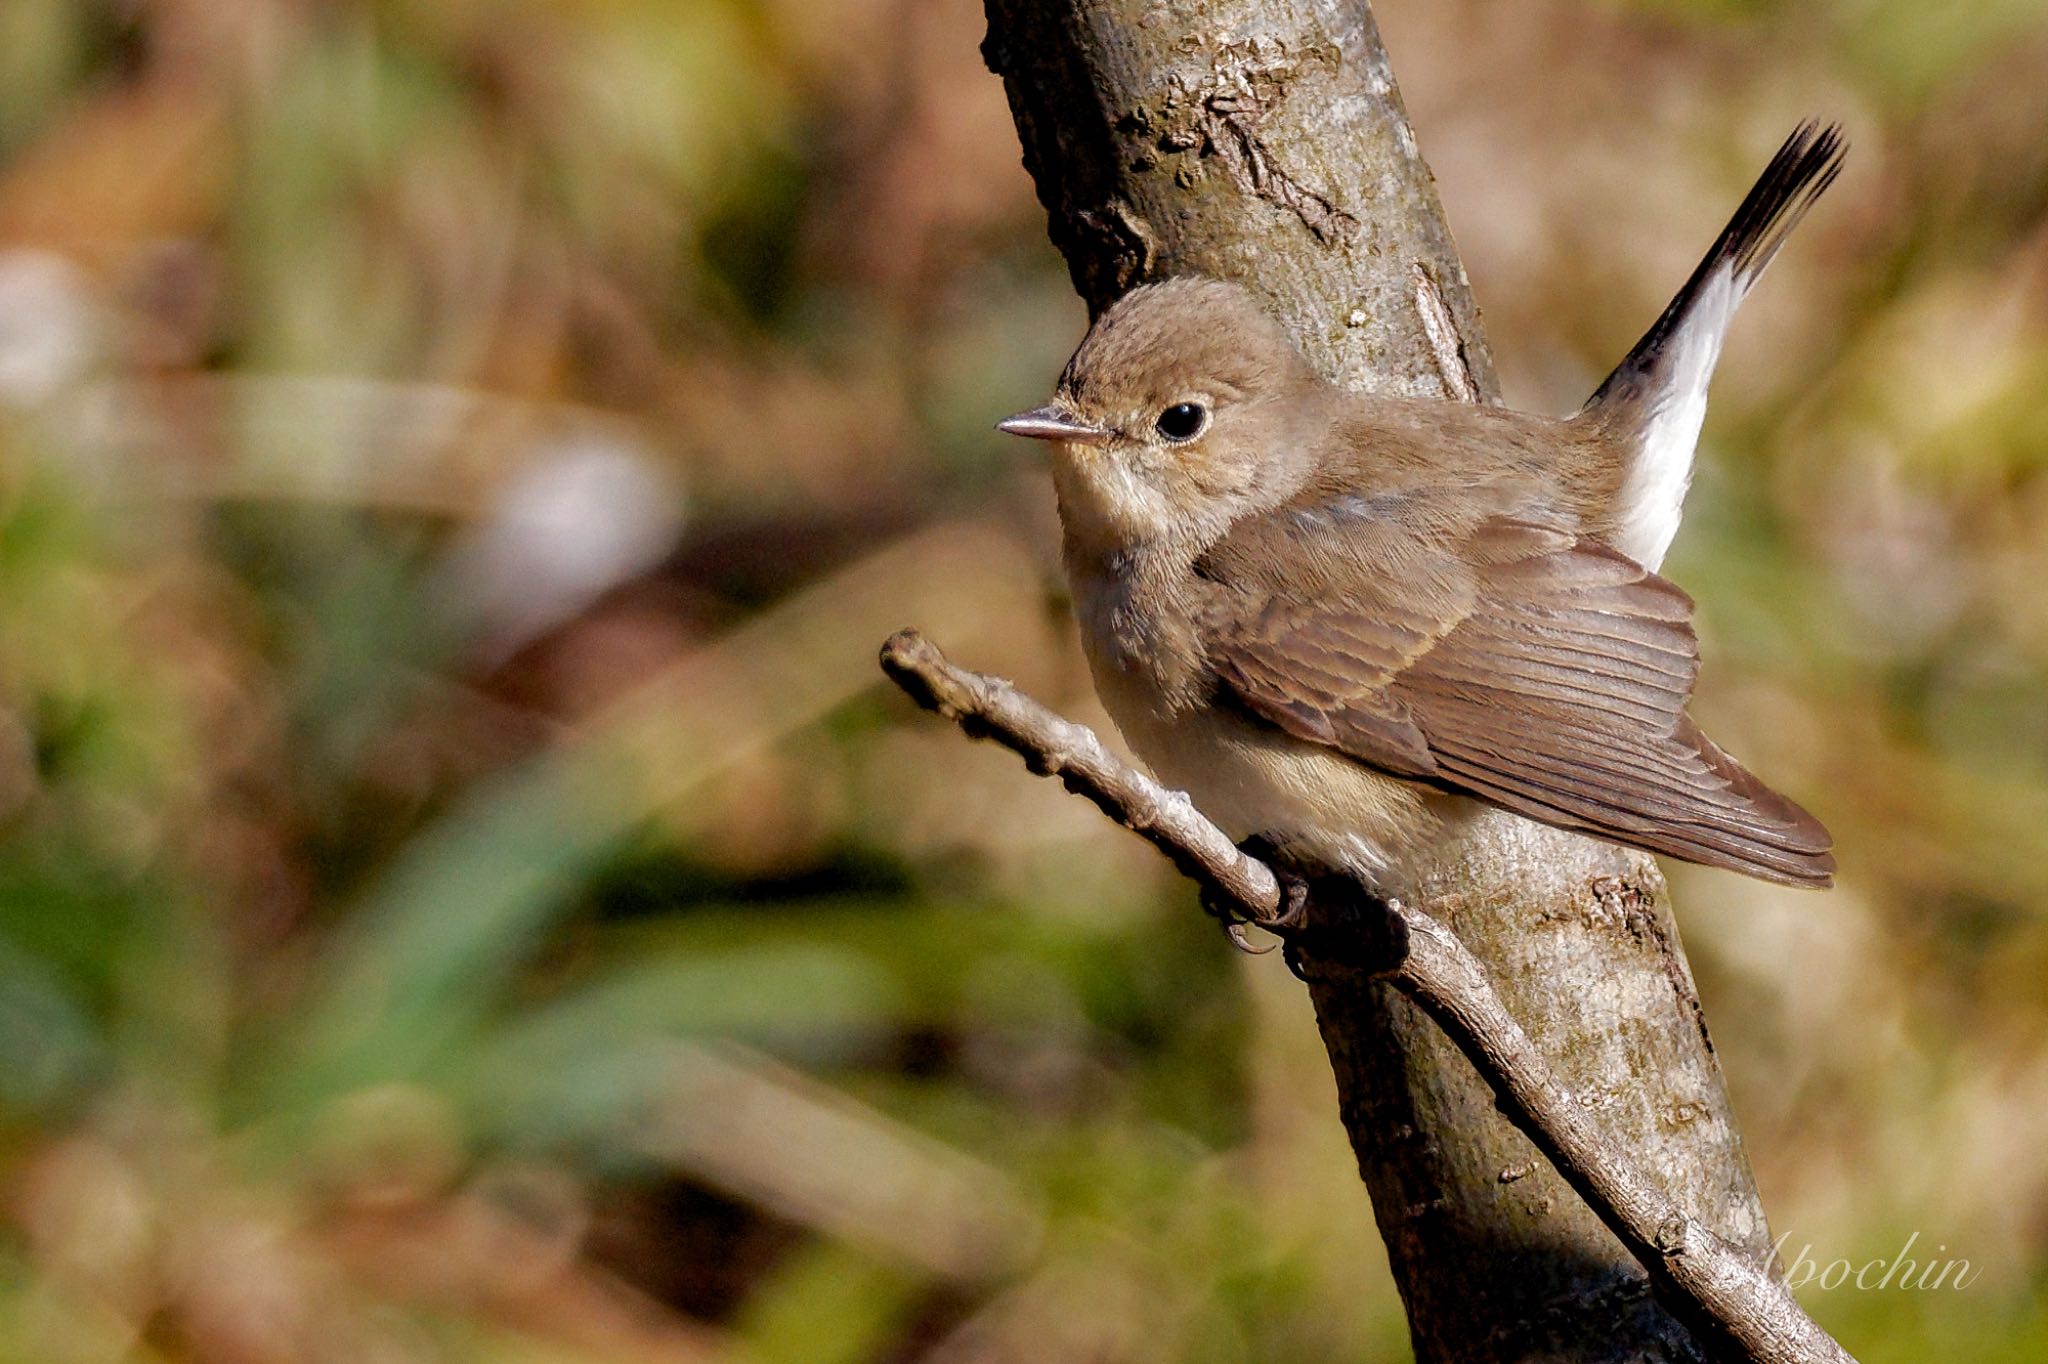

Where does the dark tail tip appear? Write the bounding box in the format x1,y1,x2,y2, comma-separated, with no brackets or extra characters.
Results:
1588,120,1848,413
1723,119,1848,285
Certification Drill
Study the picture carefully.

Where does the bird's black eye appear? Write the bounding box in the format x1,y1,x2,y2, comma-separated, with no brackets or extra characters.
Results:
1154,402,1208,442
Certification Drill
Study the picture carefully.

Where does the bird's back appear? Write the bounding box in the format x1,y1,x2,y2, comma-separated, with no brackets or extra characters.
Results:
1311,391,1622,542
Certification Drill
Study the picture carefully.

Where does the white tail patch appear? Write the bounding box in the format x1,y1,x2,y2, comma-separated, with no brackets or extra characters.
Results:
1586,123,1845,570
1608,268,1738,570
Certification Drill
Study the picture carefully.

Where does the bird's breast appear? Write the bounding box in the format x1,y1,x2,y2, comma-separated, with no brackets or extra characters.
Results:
1070,568,1466,891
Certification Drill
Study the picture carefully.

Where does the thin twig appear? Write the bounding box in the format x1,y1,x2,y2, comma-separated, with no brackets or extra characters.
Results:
878,629,1281,919
878,627,1856,1364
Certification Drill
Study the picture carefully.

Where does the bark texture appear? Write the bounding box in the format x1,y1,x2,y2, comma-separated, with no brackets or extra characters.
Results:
981,2,1779,1359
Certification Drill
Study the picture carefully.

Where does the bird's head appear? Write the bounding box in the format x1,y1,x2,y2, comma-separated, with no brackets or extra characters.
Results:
999,277,1322,549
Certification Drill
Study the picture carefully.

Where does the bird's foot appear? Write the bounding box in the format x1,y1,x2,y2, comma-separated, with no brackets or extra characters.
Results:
1199,879,1269,951
1202,840,1310,956
1265,868,1310,931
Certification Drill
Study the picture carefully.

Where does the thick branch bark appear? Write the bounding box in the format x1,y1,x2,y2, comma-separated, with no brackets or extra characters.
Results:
980,2,1798,1359
879,630,1852,1364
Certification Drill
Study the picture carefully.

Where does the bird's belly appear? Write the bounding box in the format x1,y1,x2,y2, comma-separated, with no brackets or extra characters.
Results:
1104,691,1466,892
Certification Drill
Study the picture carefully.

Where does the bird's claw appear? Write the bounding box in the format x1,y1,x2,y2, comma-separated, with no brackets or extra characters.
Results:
1268,870,1310,930
1225,921,1278,955
1204,863,1311,956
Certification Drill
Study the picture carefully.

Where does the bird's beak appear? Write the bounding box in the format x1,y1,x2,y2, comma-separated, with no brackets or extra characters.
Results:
996,405,1111,446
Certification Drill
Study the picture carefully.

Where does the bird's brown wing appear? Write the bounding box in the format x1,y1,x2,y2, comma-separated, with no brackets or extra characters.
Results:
1199,509,1834,885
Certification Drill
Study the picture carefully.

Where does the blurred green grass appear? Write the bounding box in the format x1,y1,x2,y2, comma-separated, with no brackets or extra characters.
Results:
0,0,2042,1360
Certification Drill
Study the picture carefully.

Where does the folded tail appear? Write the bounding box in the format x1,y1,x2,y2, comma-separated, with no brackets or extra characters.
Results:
1583,121,1847,569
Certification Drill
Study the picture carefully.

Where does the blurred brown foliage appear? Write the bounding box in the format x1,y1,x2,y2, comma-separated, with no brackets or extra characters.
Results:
0,0,2043,1360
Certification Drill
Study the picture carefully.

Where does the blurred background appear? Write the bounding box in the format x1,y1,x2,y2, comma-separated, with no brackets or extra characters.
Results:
0,0,2044,1359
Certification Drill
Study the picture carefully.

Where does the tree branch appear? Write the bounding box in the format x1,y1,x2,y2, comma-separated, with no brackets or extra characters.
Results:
879,629,1281,919
879,628,1854,1364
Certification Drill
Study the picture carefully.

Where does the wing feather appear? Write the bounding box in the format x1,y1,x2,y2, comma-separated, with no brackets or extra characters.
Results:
1199,511,1834,885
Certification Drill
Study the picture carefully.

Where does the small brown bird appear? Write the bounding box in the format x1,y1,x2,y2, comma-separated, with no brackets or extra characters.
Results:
999,123,1844,893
